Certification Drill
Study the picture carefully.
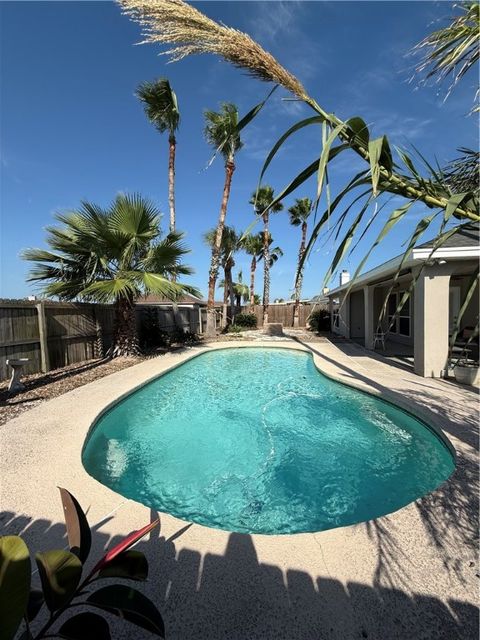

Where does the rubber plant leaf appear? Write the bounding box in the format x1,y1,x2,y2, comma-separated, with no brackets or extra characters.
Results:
89,518,159,578
35,550,82,612
58,487,91,563
0,536,31,640
97,550,149,581
58,612,111,640
87,585,165,637
26,589,44,622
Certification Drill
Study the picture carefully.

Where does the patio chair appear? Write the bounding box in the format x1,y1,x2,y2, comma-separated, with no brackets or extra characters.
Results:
373,331,386,351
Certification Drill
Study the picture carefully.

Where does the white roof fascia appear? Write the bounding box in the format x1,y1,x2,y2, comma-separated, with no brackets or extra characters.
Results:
412,246,480,260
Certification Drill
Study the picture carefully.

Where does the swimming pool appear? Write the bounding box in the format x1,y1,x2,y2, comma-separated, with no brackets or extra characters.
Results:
82,348,454,534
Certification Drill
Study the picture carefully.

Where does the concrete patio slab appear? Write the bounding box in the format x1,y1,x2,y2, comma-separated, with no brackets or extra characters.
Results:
1,339,478,639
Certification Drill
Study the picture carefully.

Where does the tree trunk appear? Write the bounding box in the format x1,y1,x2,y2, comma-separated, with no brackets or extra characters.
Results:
293,221,308,328
226,262,235,325
113,296,140,357
205,156,236,337
221,268,229,328
168,135,176,233
250,256,256,306
262,213,270,326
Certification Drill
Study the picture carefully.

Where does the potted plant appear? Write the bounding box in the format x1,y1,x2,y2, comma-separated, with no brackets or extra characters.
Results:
453,358,480,386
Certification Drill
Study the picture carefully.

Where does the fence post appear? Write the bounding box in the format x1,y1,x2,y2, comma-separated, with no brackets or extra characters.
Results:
36,301,50,373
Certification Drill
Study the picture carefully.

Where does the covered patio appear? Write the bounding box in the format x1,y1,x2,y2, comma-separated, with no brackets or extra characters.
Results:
328,224,479,378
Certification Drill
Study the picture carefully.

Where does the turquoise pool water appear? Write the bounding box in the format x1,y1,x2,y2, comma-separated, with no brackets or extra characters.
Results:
82,348,454,534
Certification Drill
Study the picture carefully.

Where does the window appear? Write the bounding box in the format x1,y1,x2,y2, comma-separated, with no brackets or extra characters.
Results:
387,292,411,337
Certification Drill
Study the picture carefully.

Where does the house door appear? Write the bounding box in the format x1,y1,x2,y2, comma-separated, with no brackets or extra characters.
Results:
449,286,461,333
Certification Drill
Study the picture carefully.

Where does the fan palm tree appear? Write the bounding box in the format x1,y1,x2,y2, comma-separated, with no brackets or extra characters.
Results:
249,185,284,325
22,194,198,356
136,79,180,232
288,197,313,327
204,104,242,334
240,232,263,306
204,225,241,327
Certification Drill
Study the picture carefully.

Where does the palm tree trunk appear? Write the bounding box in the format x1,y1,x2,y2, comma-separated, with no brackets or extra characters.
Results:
250,256,256,306
113,295,140,357
168,135,176,233
293,221,308,328
226,263,235,324
206,157,235,337
262,213,270,326
221,269,229,329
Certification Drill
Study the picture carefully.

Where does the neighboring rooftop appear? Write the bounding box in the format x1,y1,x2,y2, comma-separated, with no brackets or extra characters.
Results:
416,222,479,250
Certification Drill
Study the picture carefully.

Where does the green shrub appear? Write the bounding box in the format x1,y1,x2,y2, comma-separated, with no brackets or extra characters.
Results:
169,327,199,345
309,308,331,332
227,324,242,333
234,313,257,328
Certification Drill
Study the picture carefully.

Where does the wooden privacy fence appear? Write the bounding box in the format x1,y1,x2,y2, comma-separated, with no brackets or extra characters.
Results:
136,304,206,334
240,303,321,327
0,301,115,380
0,301,206,380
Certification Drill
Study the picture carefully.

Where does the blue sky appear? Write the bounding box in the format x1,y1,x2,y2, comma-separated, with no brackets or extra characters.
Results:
1,1,477,300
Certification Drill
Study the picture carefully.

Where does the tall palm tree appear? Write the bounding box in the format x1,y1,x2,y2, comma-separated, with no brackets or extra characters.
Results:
22,194,198,356
240,232,263,306
288,197,313,327
233,271,249,307
136,79,180,232
204,225,241,326
249,185,283,325
204,104,242,335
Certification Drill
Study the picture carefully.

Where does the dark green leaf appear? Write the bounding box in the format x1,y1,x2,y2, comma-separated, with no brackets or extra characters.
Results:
316,122,347,202
237,85,278,132
58,612,111,640
445,192,472,220
58,488,91,564
97,551,148,581
87,585,165,637
268,144,350,211
257,115,324,189
298,170,371,274
368,136,392,195
35,550,82,612
0,536,31,640
323,198,372,286
346,117,370,149
26,589,44,622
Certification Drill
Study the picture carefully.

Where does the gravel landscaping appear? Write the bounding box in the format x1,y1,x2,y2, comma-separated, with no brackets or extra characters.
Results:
0,356,145,426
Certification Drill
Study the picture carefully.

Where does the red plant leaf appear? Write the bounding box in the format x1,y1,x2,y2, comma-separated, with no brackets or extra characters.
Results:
88,519,159,579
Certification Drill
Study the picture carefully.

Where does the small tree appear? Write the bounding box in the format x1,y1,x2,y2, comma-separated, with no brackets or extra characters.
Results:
23,194,198,356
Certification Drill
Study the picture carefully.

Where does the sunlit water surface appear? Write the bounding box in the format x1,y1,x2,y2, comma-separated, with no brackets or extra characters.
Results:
83,348,454,534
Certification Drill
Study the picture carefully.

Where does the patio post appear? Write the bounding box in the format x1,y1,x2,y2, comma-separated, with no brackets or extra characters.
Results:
414,264,451,377
364,285,375,349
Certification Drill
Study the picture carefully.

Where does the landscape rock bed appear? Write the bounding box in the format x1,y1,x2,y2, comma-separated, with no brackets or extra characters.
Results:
0,356,144,426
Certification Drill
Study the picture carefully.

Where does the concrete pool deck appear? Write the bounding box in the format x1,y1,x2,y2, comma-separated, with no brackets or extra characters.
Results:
1,339,478,639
